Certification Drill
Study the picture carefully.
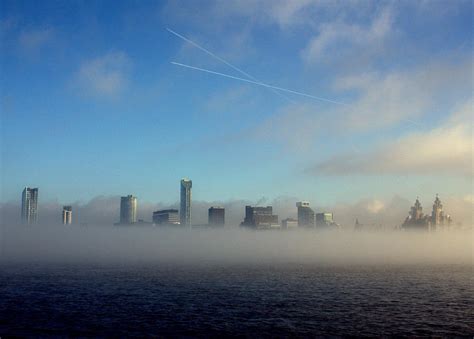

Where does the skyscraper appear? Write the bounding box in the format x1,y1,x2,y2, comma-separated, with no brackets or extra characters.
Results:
21,187,38,224
120,195,137,224
296,201,315,227
208,206,225,226
62,206,72,225
180,178,192,227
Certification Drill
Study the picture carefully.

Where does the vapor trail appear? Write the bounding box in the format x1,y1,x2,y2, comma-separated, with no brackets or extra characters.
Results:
167,28,294,103
171,61,347,105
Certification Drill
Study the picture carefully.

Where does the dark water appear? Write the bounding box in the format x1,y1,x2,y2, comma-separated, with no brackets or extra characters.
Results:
1,263,473,336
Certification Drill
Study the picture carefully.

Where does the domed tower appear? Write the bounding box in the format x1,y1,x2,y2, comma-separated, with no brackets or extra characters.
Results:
411,197,423,221
403,197,426,229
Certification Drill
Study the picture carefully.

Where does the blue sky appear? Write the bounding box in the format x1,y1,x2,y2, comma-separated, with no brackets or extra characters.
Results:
1,0,472,206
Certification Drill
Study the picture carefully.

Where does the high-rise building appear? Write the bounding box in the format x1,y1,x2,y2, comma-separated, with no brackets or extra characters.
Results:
296,201,315,227
153,209,180,226
62,206,72,225
208,207,225,226
180,178,192,227
241,205,279,229
120,195,137,224
21,187,38,224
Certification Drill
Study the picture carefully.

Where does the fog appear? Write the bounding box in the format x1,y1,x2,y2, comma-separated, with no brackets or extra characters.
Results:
1,194,472,228
1,225,472,266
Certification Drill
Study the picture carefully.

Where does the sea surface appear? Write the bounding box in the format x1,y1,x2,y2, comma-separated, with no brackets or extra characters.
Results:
0,263,472,336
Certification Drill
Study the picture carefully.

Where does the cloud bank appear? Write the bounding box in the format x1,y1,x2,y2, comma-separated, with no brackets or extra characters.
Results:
310,101,473,176
1,226,471,266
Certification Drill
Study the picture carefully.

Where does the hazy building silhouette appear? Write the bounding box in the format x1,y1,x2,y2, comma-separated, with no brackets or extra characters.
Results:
208,206,225,226
282,218,298,229
21,187,38,224
315,212,336,228
241,205,279,229
62,206,72,225
120,195,137,224
296,201,315,227
402,195,452,231
153,209,180,226
180,178,192,226
431,194,452,230
403,197,429,230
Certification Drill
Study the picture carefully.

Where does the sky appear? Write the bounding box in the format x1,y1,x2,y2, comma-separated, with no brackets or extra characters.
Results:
0,0,472,223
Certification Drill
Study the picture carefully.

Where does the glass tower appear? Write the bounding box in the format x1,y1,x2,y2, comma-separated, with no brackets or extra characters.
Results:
21,187,38,224
180,178,192,227
120,195,137,224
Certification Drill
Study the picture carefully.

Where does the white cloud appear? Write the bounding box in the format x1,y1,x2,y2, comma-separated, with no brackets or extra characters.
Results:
367,199,385,214
254,57,472,150
310,101,473,176
76,52,131,97
302,7,393,64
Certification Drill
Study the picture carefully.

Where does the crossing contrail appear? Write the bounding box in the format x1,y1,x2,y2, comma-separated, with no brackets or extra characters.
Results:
171,61,347,105
167,28,295,103
167,28,257,83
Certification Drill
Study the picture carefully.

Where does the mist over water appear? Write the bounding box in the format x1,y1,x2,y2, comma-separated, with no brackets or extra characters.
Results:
1,225,471,266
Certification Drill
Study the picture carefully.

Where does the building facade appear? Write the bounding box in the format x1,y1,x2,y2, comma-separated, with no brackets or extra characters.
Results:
120,195,137,224
296,201,315,227
315,212,334,228
62,206,72,225
153,209,180,226
241,205,279,229
282,218,298,229
402,195,452,231
208,206,225,226
21,187,38,224
180,178,192,227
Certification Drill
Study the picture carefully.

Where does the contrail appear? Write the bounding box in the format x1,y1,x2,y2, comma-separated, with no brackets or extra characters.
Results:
167,28,257,83
171,61,347,105
167,28,294,103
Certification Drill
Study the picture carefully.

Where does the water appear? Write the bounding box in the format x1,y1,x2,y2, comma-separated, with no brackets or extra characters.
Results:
1,263,472,336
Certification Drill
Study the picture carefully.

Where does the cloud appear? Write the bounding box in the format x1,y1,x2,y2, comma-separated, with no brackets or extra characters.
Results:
302,7,393,65
18,27,54,52
366,199,385,214
254,57,472,151
310,101,473,176
75,52,131,97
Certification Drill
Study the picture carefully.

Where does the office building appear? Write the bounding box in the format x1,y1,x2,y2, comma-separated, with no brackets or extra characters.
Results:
208,207,225,226
180,178,192,226
120,195,137,224
241,205,279,229
21,187,38,224
296,201,315,227
153,209,180,226
316,212,336,228
62,206,72,225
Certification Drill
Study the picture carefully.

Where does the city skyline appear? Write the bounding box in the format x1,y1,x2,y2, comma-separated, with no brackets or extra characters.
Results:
1,1,472,337
5,181,471,229
1,1,471,207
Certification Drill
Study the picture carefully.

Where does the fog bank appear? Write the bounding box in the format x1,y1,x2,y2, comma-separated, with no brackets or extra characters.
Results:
1,225,472,265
